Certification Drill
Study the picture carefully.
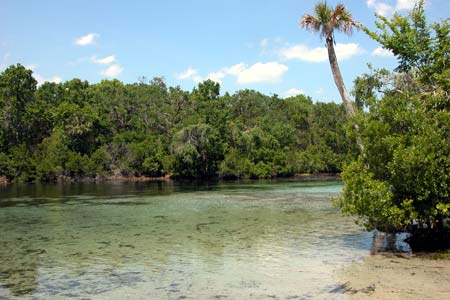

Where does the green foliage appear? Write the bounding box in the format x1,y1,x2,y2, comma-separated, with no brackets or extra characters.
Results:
338,2,450,241
336,159,413,231
34,129,67,181
0,67,355,181
364,0,450,89
337,93,450,232
64,151,92,178
127,138,166,177
0,64,37,151
218,148,250,179
171,123,223,178
351,66,388,109
193,79,220,101
3,144,36,182
89,147,112,176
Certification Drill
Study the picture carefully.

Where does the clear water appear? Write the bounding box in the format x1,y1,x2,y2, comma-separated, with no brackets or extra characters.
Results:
0,180,373,300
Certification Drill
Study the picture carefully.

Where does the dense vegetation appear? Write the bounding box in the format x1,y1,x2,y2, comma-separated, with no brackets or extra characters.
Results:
0,67,357,182
335,1,450,248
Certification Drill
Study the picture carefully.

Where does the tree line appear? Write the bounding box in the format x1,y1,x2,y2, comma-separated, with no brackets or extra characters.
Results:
0,68,357,182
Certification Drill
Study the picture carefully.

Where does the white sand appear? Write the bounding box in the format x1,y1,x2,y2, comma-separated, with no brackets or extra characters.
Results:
338,253,450,300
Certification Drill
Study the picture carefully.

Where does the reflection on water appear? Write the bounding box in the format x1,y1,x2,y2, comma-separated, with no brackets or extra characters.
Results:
0,180,373,299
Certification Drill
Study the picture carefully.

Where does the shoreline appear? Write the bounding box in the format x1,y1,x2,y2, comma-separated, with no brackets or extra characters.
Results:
0,173,341,185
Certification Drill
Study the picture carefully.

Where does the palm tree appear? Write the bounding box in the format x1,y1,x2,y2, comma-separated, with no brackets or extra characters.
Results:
300,2,361,116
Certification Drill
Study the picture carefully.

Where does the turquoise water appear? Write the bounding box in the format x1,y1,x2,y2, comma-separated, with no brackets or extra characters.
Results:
0,180,372,299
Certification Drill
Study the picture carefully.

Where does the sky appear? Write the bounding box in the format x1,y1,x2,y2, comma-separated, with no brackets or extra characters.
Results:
1,0,449,102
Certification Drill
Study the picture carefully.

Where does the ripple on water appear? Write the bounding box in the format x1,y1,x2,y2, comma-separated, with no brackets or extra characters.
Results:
0,180,375,300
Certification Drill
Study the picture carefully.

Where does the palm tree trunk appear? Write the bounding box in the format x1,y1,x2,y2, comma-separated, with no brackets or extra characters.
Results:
325,36,355,115
326,35,365,153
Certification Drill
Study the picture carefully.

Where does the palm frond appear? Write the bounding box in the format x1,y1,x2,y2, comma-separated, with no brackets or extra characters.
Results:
341,20,362,35
300,2,361,38
332,3,347,20
331,3,362,35
314,2,332,24
300,14,321,33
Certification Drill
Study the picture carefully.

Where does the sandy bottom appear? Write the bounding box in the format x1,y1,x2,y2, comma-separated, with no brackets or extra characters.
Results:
338,253,450,300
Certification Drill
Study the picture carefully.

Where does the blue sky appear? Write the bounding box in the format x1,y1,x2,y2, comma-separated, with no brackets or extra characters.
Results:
1,0,448,102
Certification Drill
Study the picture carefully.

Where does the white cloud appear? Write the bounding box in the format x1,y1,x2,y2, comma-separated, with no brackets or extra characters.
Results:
280,43,364,62
284,88,305,98
315,88,325,95
175,67,227,83
49,76,63,84
206,72,225,84
367,0,419,15
25,64,38,71
193,75,203,83
280,44,327,62
372,47,394,57
336,43,366,60
74,33,99,46
100,64,123,77
22,64,62,85
91,55,115,65
34,74,45,85
236,62,288,84
396,0,417,10
175,61,288,85
175,67,198,80
224,63,245,76
367,0,393,16
34,74,63,86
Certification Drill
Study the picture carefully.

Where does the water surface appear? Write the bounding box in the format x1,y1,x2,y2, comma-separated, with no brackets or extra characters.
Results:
0,180,373,299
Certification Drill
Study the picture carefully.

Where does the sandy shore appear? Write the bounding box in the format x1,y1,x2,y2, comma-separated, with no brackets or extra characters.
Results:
337,253,450,300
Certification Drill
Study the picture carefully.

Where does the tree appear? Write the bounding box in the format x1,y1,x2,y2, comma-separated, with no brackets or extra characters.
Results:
335,1,450,249
171,123,223,178
300,2,361,116
0,64,37,150
193,79,220,101
363,0,450,94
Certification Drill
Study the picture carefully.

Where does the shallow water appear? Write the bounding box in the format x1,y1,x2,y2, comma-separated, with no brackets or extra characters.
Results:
0,180,374,299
